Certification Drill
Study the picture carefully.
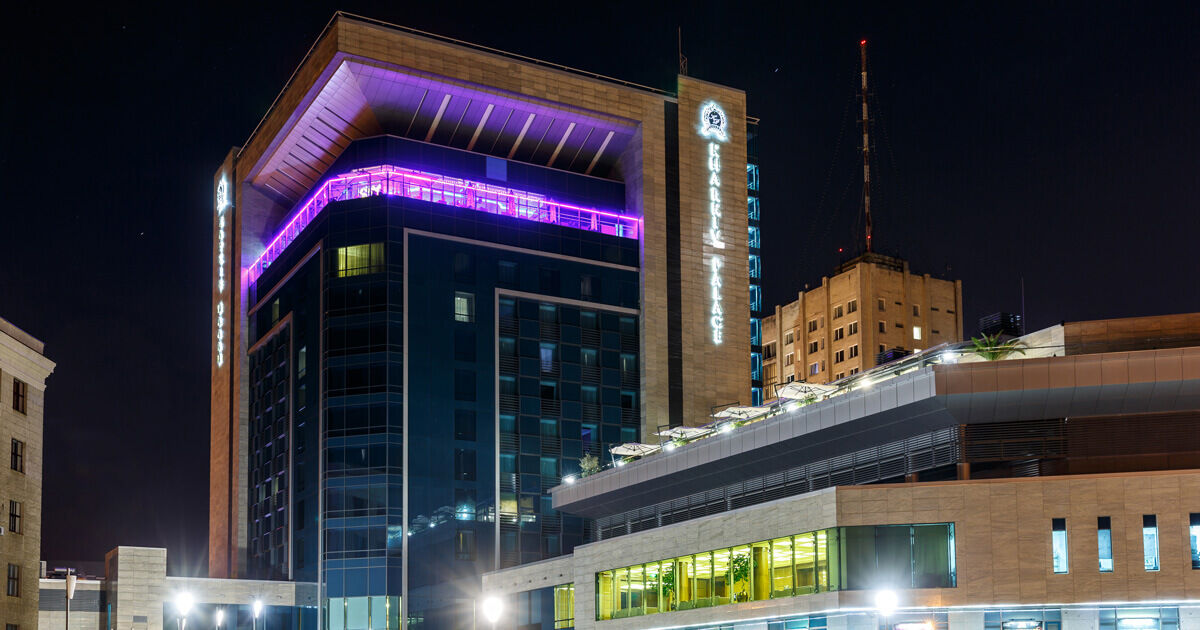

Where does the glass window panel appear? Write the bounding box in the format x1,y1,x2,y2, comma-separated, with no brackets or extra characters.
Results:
1143,515,1160,571
554,584,575,629
794,531,817,594
771,536,793,597
644,562,661,614
596,570,614,620
751,541,771,601
1190,513,1200,570
876,525,913,587
1052,518,1069,574
913,524,954,587
672,556,693,610
1098,516,1114,572
730,545,751,603
346,596,368,630
711,548,730,605
369,596,388,630
614,568,630,617
693,552,713,608
843,526,875,590
628,564,644,616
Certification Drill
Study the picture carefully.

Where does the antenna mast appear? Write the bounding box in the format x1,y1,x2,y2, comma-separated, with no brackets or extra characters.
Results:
859,39,872,252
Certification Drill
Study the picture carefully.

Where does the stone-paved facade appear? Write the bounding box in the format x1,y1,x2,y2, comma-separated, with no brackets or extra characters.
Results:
0,317,54,629
485,470,1200,630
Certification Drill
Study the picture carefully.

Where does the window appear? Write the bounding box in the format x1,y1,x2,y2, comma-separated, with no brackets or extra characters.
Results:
808,341,819,354
581,386,598,405
539,268,560,293
297,346,307,378
912,305,920,317
454,410,476,441
834,350,845,363
454,292,475,323
10,440,23,474
748,226,761,248
540,381,558,400
848,299,857,313
335,243,384,277
848,345,859,359
913,326,923,340
6,564,17,597
848,322,859,336
620,390,636,410
455,529,476,561
1098,516,1114,572
453,449,476,481
763,343,777,360
849,367,860,375
833,328,844,341
1143,515,1160,571
749,255,761,279
540,343,557,373
12,379,26,414
750,284,762,312
879,344,886,354
454,370,475,401
1052,518,1069,573
540,457,558,478
932,329,940,335
8,501,20,534
784,353,794,367
747,164,760,190
807,319,818,333
1190,513,1200,569
453,252,474,281
896,322,903,328
580,348,598,367
539,304,558,324
580,274,598,299
784,332,794,346
620,353,637,374
835,372,845,380
748,196,761,220
809,363,819,376
833,305,844,319
879,321,886,333
498,260,518,285
877,298,885,311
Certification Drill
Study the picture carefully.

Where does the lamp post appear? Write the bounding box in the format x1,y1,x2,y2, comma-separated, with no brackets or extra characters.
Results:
482,596,503,630
174,592,194,630
874,590,897,630
64,571,77,630
253,599,264,630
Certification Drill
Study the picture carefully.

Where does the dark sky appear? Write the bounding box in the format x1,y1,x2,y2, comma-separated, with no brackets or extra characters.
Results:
3,1,1198,575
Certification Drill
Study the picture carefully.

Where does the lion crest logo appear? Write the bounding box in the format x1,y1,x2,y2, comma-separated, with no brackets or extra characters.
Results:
700,101,728,142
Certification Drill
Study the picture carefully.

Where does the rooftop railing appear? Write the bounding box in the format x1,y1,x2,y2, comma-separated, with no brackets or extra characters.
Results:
246,164,640,284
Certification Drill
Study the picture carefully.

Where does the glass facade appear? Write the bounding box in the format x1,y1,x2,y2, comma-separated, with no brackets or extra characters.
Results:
1051,518,1068,574
1142,515,1159,572
747,122,763,405
1098,516,1114,573
595,523,955,621
246,136,639,630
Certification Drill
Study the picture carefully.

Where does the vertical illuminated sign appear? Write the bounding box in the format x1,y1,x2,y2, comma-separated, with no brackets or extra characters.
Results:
700,101,729,345
215,175,230,368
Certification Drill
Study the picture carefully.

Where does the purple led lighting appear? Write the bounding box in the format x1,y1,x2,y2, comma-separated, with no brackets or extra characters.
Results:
245,164,640,284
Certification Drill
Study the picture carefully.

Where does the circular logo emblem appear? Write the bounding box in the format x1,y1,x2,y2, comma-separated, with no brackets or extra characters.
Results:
700,101,728,142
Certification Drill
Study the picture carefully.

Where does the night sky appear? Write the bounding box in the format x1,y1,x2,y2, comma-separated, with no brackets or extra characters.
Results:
3,1,1198,575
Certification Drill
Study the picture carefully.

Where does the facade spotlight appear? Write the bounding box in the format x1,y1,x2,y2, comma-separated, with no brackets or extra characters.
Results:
563,475,576,484
482,596,503,626
175,592,194,616
215,608,225,628
875,589,898,617
253,599,264,618
721,423,734,434
665,441,677,452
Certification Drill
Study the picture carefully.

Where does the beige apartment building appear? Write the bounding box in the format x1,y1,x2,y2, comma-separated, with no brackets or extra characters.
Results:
0,317,55,629
762,253,962,392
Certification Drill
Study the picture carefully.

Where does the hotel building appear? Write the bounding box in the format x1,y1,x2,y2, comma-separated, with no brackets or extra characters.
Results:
209,12,760,629
0,317,54,629
484,313,1200,630
761,253,963,392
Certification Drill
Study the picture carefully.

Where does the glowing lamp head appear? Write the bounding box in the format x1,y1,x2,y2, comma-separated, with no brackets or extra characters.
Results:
482,596,504,624
875,589,898,616
721,423,734,434
216,609,225,626
563,475,576,484
665,441,677,452
174,592,194,617
253,599,264,618
860,39,867,46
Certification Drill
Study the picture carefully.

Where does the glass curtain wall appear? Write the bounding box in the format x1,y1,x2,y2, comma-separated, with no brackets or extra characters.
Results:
595,524,954,621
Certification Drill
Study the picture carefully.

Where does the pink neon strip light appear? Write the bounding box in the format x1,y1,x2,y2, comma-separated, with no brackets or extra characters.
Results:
245,164,640,284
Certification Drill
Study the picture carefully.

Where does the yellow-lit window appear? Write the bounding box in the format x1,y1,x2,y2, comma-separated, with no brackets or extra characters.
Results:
553,584,574,629
336,243,384,277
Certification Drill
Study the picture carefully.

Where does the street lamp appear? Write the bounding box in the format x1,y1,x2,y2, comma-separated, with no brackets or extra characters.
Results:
174,592,194,630
482,596,503,630
215,608,225,630
874,589,898,630
253,599,264,630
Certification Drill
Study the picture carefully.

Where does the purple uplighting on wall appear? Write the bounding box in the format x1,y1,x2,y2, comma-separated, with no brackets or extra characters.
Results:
245,164,640,284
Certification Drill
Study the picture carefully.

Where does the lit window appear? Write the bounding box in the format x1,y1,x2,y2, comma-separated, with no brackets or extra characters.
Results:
1052,518,1069,573
455,529,476,561
454,292,475,323
747,196,760,220
1190,513,1200,569
746,164,760,191
749,255,761,279
809,362,819,376
1098,516,1114,572
1143,515,1160,571
913,326,923,340
748,226,761,248
540,343,556,373
335,243,384,277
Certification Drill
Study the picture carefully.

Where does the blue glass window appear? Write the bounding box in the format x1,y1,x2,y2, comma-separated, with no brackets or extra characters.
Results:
540,343,557,373
748,226,761,249
746,164,760,191
1098,516,1113,572
748,196,760,221
751,353,762,381
749,255,761,279
750,318,762,346
751,387,763,406
1051,518,1068,573
750,285,762,313
1190,513,1200,569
